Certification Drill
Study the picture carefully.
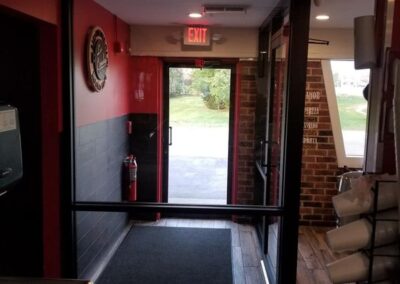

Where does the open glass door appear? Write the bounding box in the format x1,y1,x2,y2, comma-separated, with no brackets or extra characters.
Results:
164,66,234,205
263,29,289,279
62,1,311,283
255,2,311,283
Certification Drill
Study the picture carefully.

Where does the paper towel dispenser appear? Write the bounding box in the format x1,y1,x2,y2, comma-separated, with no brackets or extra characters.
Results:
0,105,23,191
354,15,376,70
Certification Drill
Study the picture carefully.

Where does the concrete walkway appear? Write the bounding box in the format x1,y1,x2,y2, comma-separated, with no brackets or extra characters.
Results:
342,130,366,156
168,126,229,204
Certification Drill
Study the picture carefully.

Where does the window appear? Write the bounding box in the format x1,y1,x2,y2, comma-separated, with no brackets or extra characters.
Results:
322,60,369,168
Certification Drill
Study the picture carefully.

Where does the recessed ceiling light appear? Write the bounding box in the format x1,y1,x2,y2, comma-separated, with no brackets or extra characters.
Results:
316,14,330,21
189,12,203,18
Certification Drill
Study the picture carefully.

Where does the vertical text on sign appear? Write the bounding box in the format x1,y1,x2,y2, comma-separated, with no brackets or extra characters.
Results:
304,107,319,115
303,90,321,144
303,137,318,144
306,90,321,100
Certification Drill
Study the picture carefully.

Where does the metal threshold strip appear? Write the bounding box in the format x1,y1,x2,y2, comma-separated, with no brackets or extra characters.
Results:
73,201,285,216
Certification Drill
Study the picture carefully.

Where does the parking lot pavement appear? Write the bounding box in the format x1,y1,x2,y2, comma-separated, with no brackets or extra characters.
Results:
168,126,229,203
169,125,229,158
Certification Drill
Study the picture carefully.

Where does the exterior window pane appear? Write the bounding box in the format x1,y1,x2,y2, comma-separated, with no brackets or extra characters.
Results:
330,61,369,157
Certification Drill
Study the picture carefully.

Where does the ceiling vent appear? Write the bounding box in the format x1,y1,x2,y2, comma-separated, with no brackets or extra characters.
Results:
203,5,248,15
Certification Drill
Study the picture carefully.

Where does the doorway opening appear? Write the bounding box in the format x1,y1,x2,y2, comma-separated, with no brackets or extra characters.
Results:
0,11,43,276
164,65,235,205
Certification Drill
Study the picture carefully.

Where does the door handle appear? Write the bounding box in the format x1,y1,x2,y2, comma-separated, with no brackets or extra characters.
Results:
169,126,172,146
260,140,276,167
260,140,267,167
0,168,13,179
264,140,278,146
260,141,279,167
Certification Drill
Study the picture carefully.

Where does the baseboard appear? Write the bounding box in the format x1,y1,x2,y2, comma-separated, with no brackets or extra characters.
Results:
260,259,269,284
89,221,133,282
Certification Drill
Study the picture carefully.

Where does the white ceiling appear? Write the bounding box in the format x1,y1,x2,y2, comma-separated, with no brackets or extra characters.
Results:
94,0,280,27
95,0,375,28
310,0,375,29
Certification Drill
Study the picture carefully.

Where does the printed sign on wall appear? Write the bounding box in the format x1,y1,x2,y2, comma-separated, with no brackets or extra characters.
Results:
183,26,211,47
303,90,321,144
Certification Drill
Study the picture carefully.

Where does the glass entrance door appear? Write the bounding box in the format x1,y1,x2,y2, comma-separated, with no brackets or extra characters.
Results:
64,1,311,283
167,67,231,204
255,2,311,282
263,31,289,279
164,66,234,205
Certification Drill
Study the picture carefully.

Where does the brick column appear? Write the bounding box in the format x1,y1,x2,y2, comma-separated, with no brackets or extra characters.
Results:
300,60,341,226
236,61,257,205
239,60,340,226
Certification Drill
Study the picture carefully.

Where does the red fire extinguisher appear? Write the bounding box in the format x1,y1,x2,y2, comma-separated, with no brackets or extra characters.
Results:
124,155,137,201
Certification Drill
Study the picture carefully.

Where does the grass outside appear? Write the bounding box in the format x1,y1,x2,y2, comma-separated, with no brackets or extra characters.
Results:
170,95,229,126
336,95,367,130
170,94,367,130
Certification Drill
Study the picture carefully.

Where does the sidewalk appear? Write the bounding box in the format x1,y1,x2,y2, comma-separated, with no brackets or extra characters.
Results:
168,126,229,204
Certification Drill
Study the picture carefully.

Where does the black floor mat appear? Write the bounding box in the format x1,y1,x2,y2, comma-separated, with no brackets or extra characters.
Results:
96,226,233,284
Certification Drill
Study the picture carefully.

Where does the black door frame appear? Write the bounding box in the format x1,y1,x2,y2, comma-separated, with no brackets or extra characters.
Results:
61,0,310,283
261,23,290,284
60,0,77,277
257,1,311,283
162,61,236,205
276,1,310,283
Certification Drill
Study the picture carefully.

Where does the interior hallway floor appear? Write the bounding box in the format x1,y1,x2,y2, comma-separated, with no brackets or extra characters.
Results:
297,226,348,284
134,218,264,284
133,218,341,284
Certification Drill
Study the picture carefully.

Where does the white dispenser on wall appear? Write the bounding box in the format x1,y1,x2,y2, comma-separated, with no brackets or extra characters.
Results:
0,104,23,193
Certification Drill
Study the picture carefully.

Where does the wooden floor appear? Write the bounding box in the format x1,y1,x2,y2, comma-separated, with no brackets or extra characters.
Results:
297,226,347,284
133,219,341,284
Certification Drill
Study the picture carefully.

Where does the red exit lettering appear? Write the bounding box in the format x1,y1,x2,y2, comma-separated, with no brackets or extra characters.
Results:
187,27,208,43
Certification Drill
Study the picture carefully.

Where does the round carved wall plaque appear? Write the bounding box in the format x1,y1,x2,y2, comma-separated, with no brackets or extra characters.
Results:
87,26,109,92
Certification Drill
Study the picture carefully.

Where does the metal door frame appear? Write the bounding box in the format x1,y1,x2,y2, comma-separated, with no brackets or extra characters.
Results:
162,61,236,206
60,1,310,283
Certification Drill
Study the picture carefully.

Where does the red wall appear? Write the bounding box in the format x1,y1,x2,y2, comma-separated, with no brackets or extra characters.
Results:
130,57,163,114
40,23,62,277
0,0,59,24
0,0,62,277
392,0,400,52
74,0,131,127
131,57,242,206
2,0,133,276
1,0,133,276
130,56,164,203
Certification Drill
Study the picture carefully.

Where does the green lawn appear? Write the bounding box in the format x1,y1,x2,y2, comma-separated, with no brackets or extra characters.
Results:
336,96,367,130
170,95,367,130
170,96,229,126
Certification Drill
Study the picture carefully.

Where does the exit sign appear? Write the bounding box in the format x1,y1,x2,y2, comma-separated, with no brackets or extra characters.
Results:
183,26,211,46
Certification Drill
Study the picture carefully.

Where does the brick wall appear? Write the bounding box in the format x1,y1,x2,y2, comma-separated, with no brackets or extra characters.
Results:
236,61,257,205
300,60,340,226
238,60,340,226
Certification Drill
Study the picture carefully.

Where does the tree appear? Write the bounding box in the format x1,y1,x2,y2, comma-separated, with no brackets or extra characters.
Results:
190,69,230,109
169,68,185,97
